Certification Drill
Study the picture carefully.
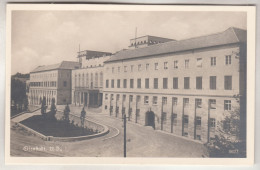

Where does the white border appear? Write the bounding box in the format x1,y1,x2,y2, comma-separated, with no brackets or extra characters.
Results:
5,4,256,165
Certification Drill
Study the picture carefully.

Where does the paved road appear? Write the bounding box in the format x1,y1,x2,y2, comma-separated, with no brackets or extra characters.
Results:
10,106,209,157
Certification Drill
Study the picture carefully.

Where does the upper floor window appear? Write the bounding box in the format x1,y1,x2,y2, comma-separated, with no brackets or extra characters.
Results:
137,79,141,88
123,79,127,88
155,63,158,70
184,77,190,89
195,98,202,108
162,97,167,105
184,98,189,107
196,77,202,90
106,79,109,88
173,97,178,105
184,115,189,127
111,79,114,88
124,66,127,72
144,96,149,104
196,58,202,67
173,77,178,89
146,63,149,70
211,57,216,66
224,76,232,90
174,60,178,69
225,55,231,65
164,62,168,69
130,79,134,88
117,79,120,88
210,76,216,90
224,100,231,110
145,78,149,89
129,95,133,102
163,78,168,89
209,118,216,129
196,116,202,128
154,78,158,89
138,64,142,71
185,59,189,68
153,96,158,105
209,99,216,109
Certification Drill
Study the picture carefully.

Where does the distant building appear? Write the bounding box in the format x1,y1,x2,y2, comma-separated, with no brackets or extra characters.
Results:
102,27,247,143
72,50,112,107
29,61,80,105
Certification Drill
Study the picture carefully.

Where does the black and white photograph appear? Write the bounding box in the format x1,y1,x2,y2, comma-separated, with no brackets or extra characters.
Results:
5,4,256,165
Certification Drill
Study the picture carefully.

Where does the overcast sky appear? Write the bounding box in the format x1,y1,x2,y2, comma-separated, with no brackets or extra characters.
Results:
11,11,246,75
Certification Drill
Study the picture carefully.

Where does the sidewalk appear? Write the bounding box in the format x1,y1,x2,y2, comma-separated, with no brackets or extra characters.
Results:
11,110,41,123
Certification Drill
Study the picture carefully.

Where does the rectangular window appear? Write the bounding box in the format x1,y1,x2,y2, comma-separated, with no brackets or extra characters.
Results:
153,96,158,105
225,55,231,65
106,80,109,88
123,79,127,88
224,76,232,90
172,113,177,125
196,77,202,89
196,58,202,67
195,98,202,108
130,79,134,88
173,77,178,89
155,63,158,70
124,66,127,72
164,62,168,69
145,78,149,89
131,65,134,72
138,64,142,71
209,118,216,129
185,59,189,68
173,97,178,105
224,100,231,110
154,78,158,89
117,79,120,88
211,57,216,66
136,95,141,103
174,60,178,69
184,77,190,89
144,96,149,104
146,63,149,70
116,94,120,101
111,94,114,100
105,94,108,100
210,76,216,90
196,116,201,129
163,78,168,89
209,99,216,109
184,115,189,128
137,79,141,88
111,79,114,88
123,95,126,102
162,97,167,105
184,98,189,107
129,95,133,102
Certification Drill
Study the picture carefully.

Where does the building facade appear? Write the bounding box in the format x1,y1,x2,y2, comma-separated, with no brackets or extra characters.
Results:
103,27,247,143
72,50,111,107
29,61,80,105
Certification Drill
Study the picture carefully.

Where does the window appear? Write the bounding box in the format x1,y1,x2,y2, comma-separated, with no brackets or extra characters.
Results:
174,60,178,69
210,76,216,90
138,64,142,71
162,97,167,105
136,95,141,103
196,58,202,67
224,100,231,110
172,113,177,125
155,63,158,70
123,95,126,102
184,77,190,89
105,94,108,100
154,78,158,89
63,81,67,87
145,78,149,89
144,96,149,104
111,94,114,100
129,95,133,102
130,79,134,88
111,79,114,88
173,97,178,105
196,135,201,140
184,115,189,128
106,80,109,88
185,59,189,68
164,62,168,69
118,67,120,73
124,66,127,72
117,79,120,88
123,79,127,88
195,98,202,108
153,96,158,105
146,63,149,70
163,78,168,89
211,57,216,66
225,55,231,65
209,118,216,129
137,79,141,88
112,67,114,73
184,98,189,107
196,116,201,129
209,99,216,109
224,76,232,90
196,77,202,89
131,65,134,72
173,77,178,89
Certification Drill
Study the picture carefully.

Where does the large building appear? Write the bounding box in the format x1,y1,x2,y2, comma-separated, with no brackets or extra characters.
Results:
71,50,112,107
29,61,80,105
102,27,247,143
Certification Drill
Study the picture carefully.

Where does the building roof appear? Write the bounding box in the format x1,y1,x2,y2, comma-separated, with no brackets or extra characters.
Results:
31,61,80,73
106,27,246,63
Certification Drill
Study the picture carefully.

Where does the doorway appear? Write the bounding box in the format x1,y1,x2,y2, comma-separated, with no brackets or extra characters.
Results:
145,111,155,129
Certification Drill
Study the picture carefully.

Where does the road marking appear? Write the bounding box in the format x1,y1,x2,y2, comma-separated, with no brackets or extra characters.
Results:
102,125,120,141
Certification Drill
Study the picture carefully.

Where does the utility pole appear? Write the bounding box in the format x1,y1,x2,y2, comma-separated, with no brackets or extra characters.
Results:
123,114,126,157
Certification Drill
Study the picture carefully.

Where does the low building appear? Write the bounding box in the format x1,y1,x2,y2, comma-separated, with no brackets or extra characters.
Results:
102,27,247,143
72,50,112,107
29,61,80,105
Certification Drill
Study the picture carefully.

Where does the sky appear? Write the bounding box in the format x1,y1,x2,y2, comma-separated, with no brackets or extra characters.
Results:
11,10,246,75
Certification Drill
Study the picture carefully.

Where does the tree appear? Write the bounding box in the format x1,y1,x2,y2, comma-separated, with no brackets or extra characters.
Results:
24,96,29,111
80,107,86,128
50,98,57,119
41,96,47,116
63,104,70,123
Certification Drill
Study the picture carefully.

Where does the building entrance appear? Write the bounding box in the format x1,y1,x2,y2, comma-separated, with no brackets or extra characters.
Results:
145,111,155,129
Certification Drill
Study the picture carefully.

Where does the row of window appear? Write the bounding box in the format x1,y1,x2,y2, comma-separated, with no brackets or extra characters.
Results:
31,72,70,79
105,76,232,90
105,94,232,111
74,72,103,88
108,55,232,73
30,81,57,87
